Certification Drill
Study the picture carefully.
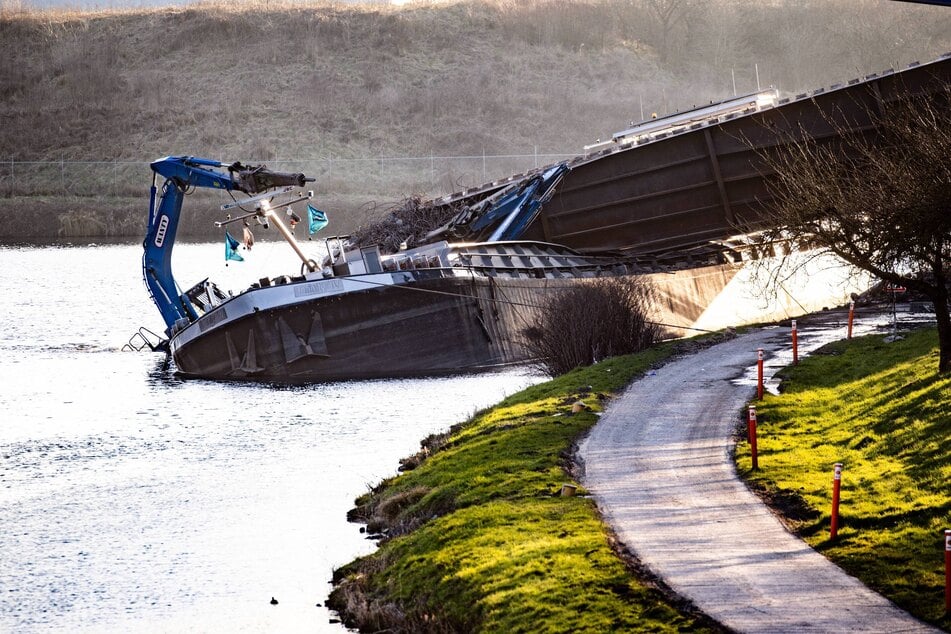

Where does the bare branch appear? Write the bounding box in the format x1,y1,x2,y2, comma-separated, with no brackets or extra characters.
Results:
749,85,951,372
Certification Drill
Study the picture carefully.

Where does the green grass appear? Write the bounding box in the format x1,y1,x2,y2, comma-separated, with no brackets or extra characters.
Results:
736,327,951,630
328,339,723,633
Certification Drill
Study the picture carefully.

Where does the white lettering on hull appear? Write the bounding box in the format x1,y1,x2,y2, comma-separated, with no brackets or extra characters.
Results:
154,215,169,248
293,279,344,298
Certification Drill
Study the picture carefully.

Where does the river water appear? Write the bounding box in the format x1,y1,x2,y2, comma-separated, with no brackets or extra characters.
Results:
0,240,542,632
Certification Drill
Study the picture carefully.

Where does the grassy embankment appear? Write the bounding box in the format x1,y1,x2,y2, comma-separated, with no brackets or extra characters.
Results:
328,338,724,633
736,328,950,630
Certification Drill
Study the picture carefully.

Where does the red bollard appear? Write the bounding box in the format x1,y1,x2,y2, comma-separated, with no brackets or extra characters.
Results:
830,463,843,540
747,405,759,470
945,529,951,614
757,348,764,401
791,320,799,366
847,301,855,340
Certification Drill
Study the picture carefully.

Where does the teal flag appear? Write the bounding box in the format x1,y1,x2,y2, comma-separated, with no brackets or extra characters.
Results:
225,230,244,262
307,205,329,235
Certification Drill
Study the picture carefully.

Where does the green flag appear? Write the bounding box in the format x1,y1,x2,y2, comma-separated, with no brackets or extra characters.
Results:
225,231,244,262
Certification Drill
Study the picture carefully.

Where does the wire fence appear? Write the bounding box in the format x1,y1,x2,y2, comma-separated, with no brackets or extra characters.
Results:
0,153,578,199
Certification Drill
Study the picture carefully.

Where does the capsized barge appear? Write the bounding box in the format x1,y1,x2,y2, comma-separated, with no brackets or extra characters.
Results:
141,54,949,382
172,240,652,381
168,237,860,382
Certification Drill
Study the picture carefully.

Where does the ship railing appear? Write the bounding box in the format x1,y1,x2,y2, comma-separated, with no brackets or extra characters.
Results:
122,326,167,353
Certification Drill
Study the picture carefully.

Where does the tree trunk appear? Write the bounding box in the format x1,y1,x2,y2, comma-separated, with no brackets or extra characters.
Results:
933,286,951,374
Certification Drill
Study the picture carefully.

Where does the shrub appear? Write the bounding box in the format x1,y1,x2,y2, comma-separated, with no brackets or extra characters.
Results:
522,276,659,376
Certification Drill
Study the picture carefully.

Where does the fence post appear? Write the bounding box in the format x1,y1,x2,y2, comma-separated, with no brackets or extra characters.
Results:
747,405,759,470
791,319,799,365
945,529,950,615
757,348,764,400
830,463,843,540
847,301,855,340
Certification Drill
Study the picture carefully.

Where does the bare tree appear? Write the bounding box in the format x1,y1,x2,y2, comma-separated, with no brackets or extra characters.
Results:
642,0,697,65
756,90,951,372
521,276,659,376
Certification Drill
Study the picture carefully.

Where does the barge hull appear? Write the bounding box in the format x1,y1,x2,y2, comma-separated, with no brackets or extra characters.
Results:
173,272,541,382
172,252,864,382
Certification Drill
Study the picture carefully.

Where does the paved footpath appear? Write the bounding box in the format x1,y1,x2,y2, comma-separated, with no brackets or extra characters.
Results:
579,325,939,633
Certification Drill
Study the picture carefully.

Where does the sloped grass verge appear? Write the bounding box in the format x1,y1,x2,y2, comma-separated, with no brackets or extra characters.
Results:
736,327,950,630
329,340,725,633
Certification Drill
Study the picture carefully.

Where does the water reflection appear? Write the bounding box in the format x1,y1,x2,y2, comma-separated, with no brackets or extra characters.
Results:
0,242,544,632
732,308,938,395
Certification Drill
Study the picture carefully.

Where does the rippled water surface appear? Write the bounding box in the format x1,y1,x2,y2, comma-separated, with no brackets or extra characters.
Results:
0,241,543,632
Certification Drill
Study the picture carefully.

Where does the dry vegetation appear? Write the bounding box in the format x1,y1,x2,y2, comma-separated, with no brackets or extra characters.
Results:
522,276,660,376
0,0,949,236
753,92,951,372
350,195,462,252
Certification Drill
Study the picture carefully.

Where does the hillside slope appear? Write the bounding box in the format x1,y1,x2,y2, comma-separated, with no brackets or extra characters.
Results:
3,0,949,160
0,0,949,237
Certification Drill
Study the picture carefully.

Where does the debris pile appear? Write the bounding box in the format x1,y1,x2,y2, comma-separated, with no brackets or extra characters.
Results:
351,196,463,254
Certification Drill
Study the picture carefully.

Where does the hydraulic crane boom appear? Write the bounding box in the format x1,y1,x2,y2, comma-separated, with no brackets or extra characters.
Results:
142,155,312,335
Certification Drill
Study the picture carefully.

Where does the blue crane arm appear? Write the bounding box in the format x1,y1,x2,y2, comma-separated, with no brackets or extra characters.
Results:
466,163,569,242
490,163,568,241
142,156,312,335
